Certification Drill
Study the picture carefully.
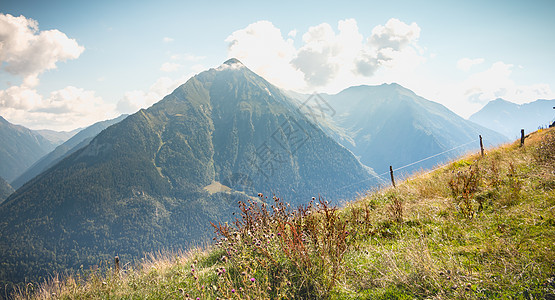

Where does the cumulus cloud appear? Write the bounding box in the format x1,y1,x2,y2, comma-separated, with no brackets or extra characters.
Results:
226,20,305,90
292,22,339,86
369,18,420,50
421,61,555,118
225,18,424,91
291,19,364,86
0,85,116,130
160,62,181,72
0,85,41,109
116,76,188,114
461,61,553,104
355,18,421,77
0,13,84,87
457,58,485,71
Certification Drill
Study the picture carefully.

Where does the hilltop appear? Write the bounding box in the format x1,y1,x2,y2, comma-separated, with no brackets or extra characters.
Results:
16,128,555,299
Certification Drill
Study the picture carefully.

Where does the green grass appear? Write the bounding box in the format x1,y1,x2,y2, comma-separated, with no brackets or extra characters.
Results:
15,129,555,299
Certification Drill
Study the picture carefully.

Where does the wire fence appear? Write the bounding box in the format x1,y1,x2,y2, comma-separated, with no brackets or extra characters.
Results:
330,137,482,194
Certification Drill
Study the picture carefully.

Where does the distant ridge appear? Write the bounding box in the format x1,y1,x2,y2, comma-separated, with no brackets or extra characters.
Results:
289,83,508,176
11,114,128,189
469,98,555,139
0,116,58,182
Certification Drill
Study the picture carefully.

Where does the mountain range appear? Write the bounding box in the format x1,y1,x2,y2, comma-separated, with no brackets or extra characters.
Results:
0,59,379,287
0,116,60,182
469,98,555,139
11,114,128,189
0,59,517,291
33,129,80,146
290,84,508,177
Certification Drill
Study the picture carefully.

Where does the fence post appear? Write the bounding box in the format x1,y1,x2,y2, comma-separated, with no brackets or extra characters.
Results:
389,166,396,188
479,135,484,157
520,129,525,147
115,255,120,276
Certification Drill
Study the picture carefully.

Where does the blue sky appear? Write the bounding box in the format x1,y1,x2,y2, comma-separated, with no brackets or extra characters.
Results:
1,0,554,130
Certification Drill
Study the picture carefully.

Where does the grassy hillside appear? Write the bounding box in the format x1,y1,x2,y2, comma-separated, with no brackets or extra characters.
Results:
15,128,555,299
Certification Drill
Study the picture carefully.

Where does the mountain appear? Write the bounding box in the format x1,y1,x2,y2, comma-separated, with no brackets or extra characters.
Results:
0,59,378,288
34,129,80,146
0,177,13,204
0,116,58,182
11,115,128,189
469,98,555,139
293,84,508,177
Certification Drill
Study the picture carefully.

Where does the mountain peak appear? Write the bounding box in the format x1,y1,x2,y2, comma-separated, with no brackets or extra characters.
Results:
216,58,246,71
223,58,243,65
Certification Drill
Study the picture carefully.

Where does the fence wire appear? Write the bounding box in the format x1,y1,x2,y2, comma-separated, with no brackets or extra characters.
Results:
330,138,481,194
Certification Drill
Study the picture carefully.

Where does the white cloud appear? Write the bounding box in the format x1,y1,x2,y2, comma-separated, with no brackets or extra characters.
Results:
457,57,485,71
160,62,181,72
369,18,420,50
0,85,116,131
0,13,84,87
288,29,297,38
163,37,174,42
355,18,422,77
416,61,555,119
292,19,363,86
116,76,189,114
226,20,305,90
0,85,41,109
224,18,554,120
225,18,425,92
461,61,554,105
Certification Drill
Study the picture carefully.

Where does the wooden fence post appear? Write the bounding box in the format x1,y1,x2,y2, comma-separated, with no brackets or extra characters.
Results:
115,255,120,275
479,135,484,157
520,129,525,147
389,166,396,188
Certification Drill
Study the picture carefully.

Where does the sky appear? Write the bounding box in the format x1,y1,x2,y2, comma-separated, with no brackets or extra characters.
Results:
1,0,554,131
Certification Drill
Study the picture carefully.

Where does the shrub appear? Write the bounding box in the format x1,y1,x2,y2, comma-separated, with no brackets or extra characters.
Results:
211,195,352,299
448,164,481,218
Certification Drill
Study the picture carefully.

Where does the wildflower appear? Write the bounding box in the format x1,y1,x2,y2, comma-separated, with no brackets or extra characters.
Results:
231,288,235,293
250,277,255,282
